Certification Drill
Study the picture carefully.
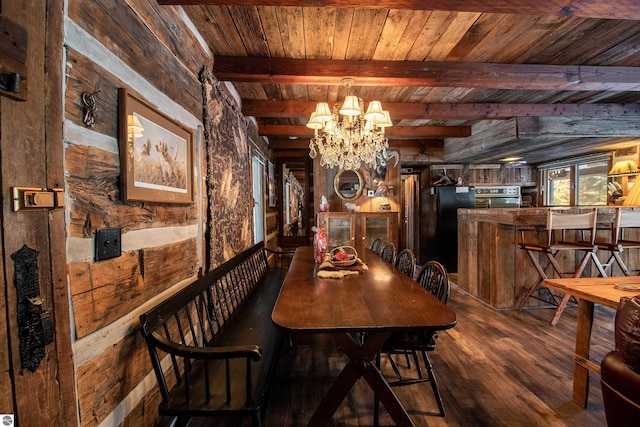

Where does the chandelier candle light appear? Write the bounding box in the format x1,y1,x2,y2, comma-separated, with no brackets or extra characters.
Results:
306,78,392,170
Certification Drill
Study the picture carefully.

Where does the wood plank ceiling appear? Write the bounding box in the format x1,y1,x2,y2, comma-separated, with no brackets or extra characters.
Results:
158,0,640,165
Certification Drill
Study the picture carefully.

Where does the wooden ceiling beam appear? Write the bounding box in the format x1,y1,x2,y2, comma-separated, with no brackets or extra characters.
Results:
443,119,518,163
267,139,311,150
258,124,470,139
517,116,640,138
157,0,640,21
268,138,442,150
443,117,640,162
388,126,471,138
213,57,640,92
444,136,634,164
242,100,640,120
510,138,640,165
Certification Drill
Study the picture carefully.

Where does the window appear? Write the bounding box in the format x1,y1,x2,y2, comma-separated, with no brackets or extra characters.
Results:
252,155,265,243
546,166,571,206
539,155,609,206
576,162,608,206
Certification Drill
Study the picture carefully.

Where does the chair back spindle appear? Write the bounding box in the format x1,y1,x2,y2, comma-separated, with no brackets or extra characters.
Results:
371,237,383,255
380,242,397,264
416,261,450,304
394,249,416,278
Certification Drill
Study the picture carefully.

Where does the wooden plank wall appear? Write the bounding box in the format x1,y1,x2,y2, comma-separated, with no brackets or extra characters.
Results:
313,161,401,214
429,163,537,187
62,1,264,426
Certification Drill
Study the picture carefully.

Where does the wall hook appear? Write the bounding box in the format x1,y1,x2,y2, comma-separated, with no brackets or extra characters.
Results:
81,91,99,127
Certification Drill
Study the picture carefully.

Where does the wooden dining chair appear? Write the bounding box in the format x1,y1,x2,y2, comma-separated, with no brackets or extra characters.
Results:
380,242,396,264
394,248,416,278
371,237,383,255
377,261,450,418
517,208,607,325
596,208,640,276
416,260,450,304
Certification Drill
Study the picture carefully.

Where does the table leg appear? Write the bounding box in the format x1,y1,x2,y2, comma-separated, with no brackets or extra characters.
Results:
307,332,414,427
307,358,362,427
362,362,414,427
572,299,595,407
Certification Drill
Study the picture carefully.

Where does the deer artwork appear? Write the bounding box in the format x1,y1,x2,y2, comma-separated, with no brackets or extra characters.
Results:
155,140,177,184
372,148,399,196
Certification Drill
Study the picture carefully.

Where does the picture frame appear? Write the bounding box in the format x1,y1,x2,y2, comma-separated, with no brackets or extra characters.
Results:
119,88,194,204
267,161,277,208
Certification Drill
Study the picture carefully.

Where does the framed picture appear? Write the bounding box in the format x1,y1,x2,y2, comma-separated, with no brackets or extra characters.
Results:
119,88,194,204
267,161,276,208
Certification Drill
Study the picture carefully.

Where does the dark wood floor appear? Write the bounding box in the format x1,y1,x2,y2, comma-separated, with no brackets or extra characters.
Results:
190,284,614,427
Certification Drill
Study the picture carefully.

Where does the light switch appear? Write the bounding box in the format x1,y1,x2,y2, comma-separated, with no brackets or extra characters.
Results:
95,228,121,261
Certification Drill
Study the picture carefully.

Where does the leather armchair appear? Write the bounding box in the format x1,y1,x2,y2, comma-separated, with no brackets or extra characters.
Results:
601,295,640,427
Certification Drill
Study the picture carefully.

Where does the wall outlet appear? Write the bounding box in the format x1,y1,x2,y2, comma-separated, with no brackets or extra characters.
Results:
95,228,121,261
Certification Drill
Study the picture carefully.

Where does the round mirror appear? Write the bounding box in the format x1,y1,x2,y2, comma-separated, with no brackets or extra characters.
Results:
334,169,364,201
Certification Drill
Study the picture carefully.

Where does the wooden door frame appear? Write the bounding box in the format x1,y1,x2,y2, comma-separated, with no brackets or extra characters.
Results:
1,0,77,424
276,156,312,247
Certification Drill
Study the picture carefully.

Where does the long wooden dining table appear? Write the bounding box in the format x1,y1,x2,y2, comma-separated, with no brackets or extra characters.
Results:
544,275,640,408
271,246,457,426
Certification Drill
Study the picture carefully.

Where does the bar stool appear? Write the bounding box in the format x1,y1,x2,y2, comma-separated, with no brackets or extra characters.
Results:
518,208,607,325
597,208,640,276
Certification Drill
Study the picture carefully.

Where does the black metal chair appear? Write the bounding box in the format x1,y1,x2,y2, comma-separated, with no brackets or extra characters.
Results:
377,261,450,418
394,248,416,278
371,237,383,255
380,242,396,264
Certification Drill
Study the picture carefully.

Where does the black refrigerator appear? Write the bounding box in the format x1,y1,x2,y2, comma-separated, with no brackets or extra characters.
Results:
420,186,476,272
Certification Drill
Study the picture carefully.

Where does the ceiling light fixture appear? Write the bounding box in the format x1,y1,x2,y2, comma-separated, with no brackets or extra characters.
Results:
500,156,522,162
306,77,392,170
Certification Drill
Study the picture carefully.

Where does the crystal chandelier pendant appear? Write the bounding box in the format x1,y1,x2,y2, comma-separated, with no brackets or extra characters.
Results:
305,78,392,170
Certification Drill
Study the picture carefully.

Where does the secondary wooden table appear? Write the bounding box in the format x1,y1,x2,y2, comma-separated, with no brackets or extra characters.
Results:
272,246,457,426
544,275,640,408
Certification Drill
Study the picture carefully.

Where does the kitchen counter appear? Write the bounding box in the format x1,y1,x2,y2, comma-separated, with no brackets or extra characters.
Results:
456,206,627,309
459,206,617,226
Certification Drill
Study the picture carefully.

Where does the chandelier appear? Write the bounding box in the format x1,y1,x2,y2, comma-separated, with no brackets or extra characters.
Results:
306,78,392,170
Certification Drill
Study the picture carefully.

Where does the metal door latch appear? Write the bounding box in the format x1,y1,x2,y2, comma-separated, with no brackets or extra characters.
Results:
12,187,65,211
11,245,54,372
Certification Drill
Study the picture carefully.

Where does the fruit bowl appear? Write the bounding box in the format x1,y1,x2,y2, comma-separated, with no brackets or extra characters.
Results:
329,246,358,267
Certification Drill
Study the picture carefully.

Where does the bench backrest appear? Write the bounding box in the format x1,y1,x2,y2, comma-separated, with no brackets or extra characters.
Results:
140,242,270,403
142,242,268,333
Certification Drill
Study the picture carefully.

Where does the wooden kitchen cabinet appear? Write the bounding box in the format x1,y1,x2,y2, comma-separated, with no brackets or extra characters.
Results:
317,212,398,254
318,213,355,248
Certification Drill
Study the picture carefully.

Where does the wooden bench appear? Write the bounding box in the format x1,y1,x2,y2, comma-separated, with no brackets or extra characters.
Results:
140,242,286,427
